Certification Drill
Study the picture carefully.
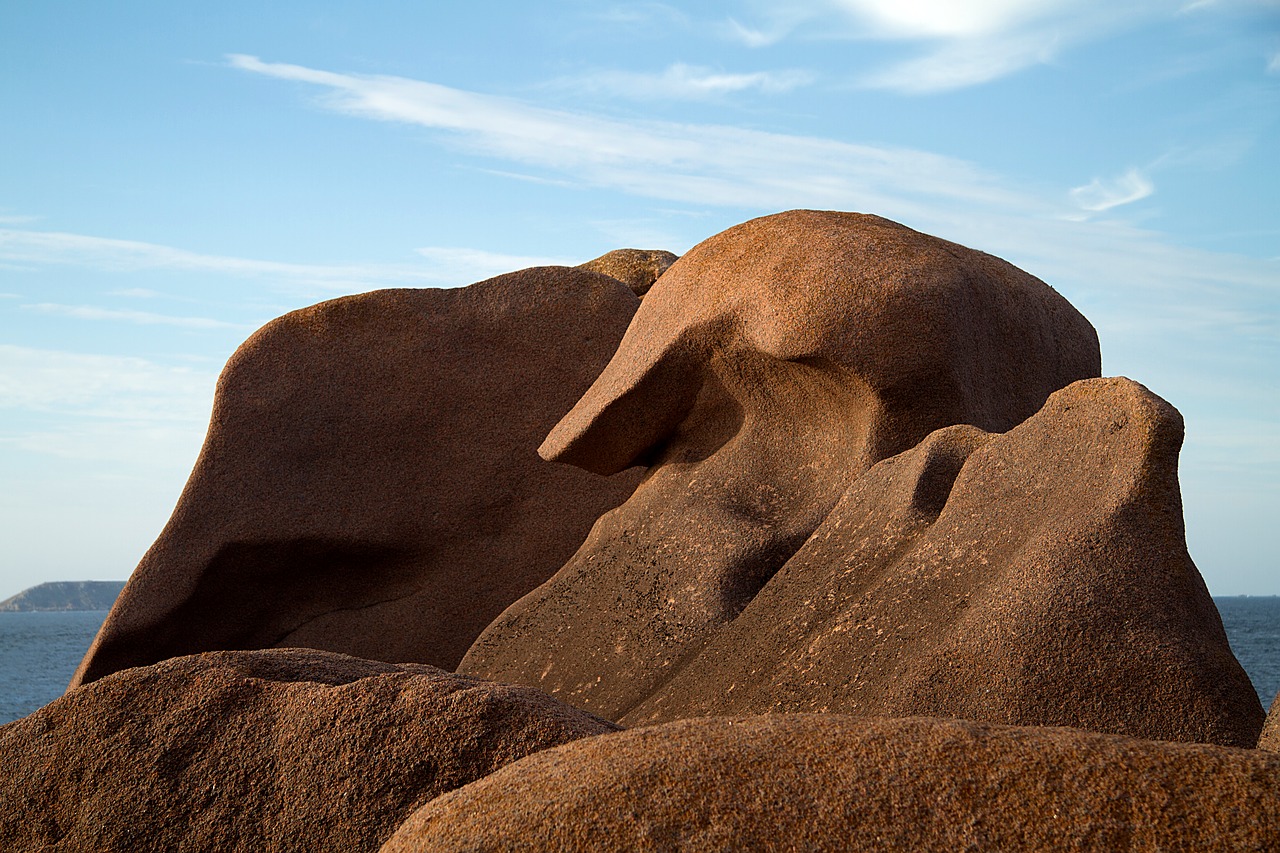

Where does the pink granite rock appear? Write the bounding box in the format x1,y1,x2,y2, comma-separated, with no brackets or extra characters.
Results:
73,267,641,687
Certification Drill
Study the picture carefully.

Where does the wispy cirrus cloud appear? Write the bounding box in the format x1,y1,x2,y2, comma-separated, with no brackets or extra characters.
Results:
548,62,815,100
413,247,576,280
0,227,579,292
727,0,1185,92
228,54,1279,349
226,54,1031,220
0,344,216,422
20,303,254,330
1069,168,1156,213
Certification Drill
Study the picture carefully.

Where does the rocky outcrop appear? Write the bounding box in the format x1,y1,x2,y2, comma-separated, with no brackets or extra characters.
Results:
1260,692,1280,751
381,714,1280,852
615,378,1261,747
460,210,1102,722
72,267,643,688
0,649,616,852
577,248,677,296
0,581,125,612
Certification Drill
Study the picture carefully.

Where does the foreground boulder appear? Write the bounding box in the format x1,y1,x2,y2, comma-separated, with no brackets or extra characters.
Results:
381,714,1280,852
73,268,642,687
618,378,1262,747
461,210,1101,720
0,649,617,852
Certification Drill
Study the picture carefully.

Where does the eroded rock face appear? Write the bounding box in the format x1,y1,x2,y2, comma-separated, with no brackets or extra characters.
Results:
72,268,642,688
460,211,1101,720
1260,692,1280,751
578,248,678,296
621,378,1262,747
0,649,617,853
380,715,1280,852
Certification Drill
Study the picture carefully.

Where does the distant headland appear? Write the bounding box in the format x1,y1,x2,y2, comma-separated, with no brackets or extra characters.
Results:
0,581,125,612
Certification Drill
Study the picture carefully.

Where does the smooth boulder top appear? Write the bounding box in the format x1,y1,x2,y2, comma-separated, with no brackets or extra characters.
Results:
460,210,1104,722
543,209,1101,476
380,714,1280,852
0,648,617,853
72,267,642,688
619,377,1262,748
577,248,678,296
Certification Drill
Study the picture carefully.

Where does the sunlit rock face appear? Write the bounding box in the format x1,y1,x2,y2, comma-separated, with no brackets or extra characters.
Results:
1,649,617,852
380,715,1280,853
71,267,643,688
460,210,1112,725
618,377,1262,748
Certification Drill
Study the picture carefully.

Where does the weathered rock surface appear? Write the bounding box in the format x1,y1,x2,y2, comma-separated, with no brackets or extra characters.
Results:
72,268,642,688
0,648,617,853
0,580,124,612
460,210,1101,721
381,714,1280,852
577,248,677,296
1260,691,1280,751
618,378,1262,747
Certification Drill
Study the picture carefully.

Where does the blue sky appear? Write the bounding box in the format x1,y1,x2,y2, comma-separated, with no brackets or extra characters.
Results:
1,0,1277,599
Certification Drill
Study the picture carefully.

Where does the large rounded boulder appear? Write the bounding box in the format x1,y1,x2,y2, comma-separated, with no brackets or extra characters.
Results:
73,267,642,687
461,211,1101,721
0,649,617,852
381,714,1280,852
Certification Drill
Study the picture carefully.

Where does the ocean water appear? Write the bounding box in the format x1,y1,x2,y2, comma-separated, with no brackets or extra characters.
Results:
0,599,1276,727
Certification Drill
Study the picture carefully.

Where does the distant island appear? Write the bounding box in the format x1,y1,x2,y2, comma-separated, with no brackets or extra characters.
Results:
0,581,126,612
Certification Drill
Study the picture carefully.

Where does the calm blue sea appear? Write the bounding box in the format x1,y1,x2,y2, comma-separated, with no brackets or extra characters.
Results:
0,598,1276,726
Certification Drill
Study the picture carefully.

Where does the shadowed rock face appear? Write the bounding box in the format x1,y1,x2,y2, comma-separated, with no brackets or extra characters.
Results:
0,649,617,853
380,715,1280,853
72,268,642,688
577,248,678,296
1261,693,1280,751
459,210,1101,721
620,378,1263,747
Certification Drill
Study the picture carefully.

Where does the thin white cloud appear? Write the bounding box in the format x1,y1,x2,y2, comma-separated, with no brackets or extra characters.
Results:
0,214,40,225
0,344,216,421
0,227,569,292
228,55,1279,349
731,0,1183,92
109,287,165,298
227,55,1032,219
21,303,254,330
859,31,1061,92
829,0,1076,39
414,246,577,280
1268,51,1280,73
551,63,815,100
1069,168,1156,212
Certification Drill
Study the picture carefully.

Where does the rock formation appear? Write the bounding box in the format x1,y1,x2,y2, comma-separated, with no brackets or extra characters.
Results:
8,210,1262,849
577,248,677,296
381,715,1280,852
460,210,1103,722
1260,692,1280,752
616,378,1261,747
72,267,642,688
0,649,616,852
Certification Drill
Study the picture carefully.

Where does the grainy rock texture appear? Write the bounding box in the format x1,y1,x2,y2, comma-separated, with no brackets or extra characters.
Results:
380,714,1280,853
619,378,1262,747
1260,692,1280,752
0,649,617,853
72,268,642,688
577,248,677,296
460,210,1101,721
